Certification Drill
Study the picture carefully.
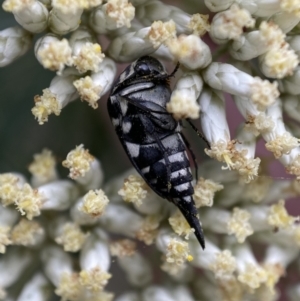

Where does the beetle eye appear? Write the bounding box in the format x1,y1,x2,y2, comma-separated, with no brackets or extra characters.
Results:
135,63,151,75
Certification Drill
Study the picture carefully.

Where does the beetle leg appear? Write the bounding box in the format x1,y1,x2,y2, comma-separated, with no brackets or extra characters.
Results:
186,119,211,149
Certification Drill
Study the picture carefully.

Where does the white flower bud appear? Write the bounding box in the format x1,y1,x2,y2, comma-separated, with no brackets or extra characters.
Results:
169,286,195,301
264,244,298,268
99,204,144,237
142,286,176,301
0,206,18,227
41,245,73,287
269,11,300,33
199,88,230,144
89,5,109,34
118,251,152,286
135,1,191,34
49,7,83,35
278,66,300,94
115,292,140,301
166,35,211,70
288,35,300,59
210,4,255,44
203,62,254,97
108,27,154,62
0,249,31,288
204,0,234,12
229,31,268,61
34,35,73,74
3,0,49,33
74,159,104,191
282,94,300,121
234,243,267,290
17,273,50,301
39,180,80,210
167,71,203,120
80,234,110,272
0,27,32,67
32,69,79,124
239,0,281,17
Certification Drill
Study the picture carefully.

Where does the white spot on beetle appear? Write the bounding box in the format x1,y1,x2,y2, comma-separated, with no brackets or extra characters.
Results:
112,118,120,126
141,166,150,174
120,100,128,115
125,141,140,158
122,121,132,134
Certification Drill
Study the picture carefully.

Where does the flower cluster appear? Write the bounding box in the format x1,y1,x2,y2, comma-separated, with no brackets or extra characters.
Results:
1,1,300,301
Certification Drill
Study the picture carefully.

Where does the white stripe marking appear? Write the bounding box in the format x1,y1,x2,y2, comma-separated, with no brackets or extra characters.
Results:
174,182,190,192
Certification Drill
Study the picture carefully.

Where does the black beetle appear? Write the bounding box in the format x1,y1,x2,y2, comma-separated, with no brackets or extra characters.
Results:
107,56,206,249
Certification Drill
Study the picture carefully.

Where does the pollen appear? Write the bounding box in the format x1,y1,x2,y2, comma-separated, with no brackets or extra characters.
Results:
55,222,89,252
0,226,11,254
245,113,275,136
167,89,200,120
106,0,135,28
80,189,109,217
55,272,81,301
2,0,34,12
79,267,112,292
118,175,148,206
165,238,193,266
265,132,300,158
286,154,300,180
210,250,237,280
280,0,300,18
37,38,73,74
15,183,43,220
267,199,299,230
227,207,253,243
62,144,94,179
148,20,177,49
292,225,300,246
135,214,160,245
205,140,260,183
28,149,57,185
110,239,137,257
237,263,267,290
205,140,235,169
263,263,285,294
188,14,210,36
193,177,223,208
243,177,272,203
32,89,61,125
169,210,194,239
217,276,244,301
263,46,299,79
212,4,255,40
259,21,286,49
73,76,102,109
73,43,105,73
11,219,44,246
250,78,279,111
0,173,23,207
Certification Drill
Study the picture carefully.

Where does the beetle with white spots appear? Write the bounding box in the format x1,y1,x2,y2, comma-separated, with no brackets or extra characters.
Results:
108,56,207,249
